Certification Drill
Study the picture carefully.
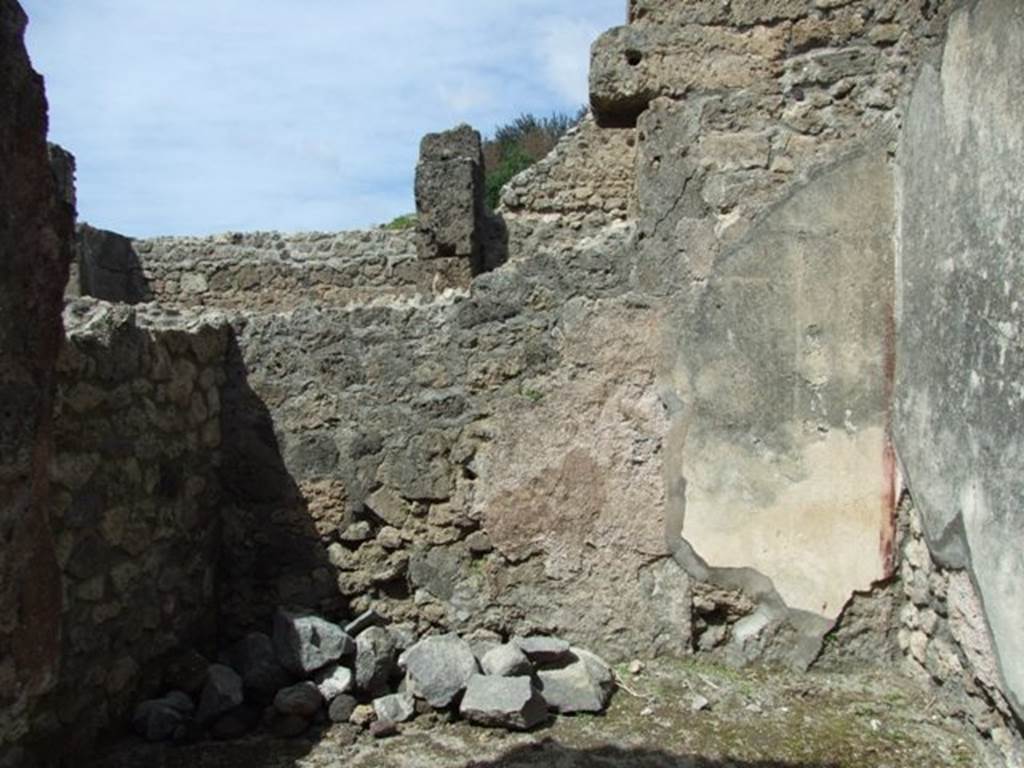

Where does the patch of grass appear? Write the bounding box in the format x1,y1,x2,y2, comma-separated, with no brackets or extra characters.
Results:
519,386,544,404
383,213,417,230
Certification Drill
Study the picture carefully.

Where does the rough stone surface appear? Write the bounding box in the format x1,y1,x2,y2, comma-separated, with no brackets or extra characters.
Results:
75,224,147,303
273,682,324,718
313,664,354,702
513,637,571,666
273,610,354,676
354,626,397,697
0,0,75,760
399,634,478,708
894,0,1024,723
131,694,193,742
480,644,532,677
372,692,415,724
327,694,357,724
536,652,615,714
459,675,549,731
197,665,244,725
229,633,293,704
414,125,486,270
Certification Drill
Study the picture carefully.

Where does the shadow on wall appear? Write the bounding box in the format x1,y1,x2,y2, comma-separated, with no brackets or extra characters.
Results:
216,333,341,638
73,224,151,303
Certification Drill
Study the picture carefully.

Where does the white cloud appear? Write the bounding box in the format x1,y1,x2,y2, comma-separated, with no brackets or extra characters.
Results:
21,1,622,236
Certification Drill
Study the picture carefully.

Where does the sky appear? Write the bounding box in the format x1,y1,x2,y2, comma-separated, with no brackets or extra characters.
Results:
21,1,624,237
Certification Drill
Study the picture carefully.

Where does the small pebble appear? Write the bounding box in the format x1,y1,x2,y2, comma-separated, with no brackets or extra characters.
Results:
691,695,710,712
628,660,645,676
370,720,399,739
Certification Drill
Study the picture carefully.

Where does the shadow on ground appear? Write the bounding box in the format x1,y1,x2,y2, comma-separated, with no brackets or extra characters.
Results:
465,740,836,768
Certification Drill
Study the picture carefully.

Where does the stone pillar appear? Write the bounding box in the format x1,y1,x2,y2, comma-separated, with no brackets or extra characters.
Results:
414,124,486,273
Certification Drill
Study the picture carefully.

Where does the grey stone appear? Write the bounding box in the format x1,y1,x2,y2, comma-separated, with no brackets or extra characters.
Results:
366,487,408,528
415,124,486,269
313,664,354,701
344,609,385,637
459,675,550,731
229,632,292,703
370,719,399,739
273,608,354,675
328,694,358,724
536,652,614,714
480,644,532,677
356,626,398,696
197,664,244,725
132,695,194,742
340,521,373,543
399,633,478,708
373,692,415,724
464,629,503,663
513,636,572,666
273,681,324,718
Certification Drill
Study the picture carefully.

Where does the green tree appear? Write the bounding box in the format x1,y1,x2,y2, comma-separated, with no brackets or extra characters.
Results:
483,108,586,209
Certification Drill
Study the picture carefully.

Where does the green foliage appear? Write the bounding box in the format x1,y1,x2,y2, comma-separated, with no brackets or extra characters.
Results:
485,145,534,210
483,107,586,210
383,213,417,230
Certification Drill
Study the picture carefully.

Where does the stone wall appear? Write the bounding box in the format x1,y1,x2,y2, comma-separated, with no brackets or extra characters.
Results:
896,498,1023,765
580,0,954,665
75,227,473,311
3,287,231,764
895,0,1024,732
23,300,229,760
0,0,75,763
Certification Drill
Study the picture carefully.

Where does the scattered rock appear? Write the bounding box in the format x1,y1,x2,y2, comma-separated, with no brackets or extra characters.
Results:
459,675,550,731
328,694,358,724
514,636,572,665
628,660,645,675
344,609,385,637
273,608,354,675
163,650,210,694
273,681,324,718
465,531,493,555
229,632,292,703
691,695,710,712
400,634,479,708
341,521,373,543
313,664,354,702
350,704,376,727
572,647,615,700
370,720,399,739
132,695,194,742
481,644,532,677
197,665,244,725
373,692,415,723
536,651,614,714
465,628,503,662
356,626,398,696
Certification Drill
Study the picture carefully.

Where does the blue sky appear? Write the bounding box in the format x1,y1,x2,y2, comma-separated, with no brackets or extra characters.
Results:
22,1,623,237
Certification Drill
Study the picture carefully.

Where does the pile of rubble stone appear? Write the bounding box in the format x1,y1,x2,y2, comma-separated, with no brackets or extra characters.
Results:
132,608,616,742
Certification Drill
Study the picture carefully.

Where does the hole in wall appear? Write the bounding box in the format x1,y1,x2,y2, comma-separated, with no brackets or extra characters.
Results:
625,50,643,67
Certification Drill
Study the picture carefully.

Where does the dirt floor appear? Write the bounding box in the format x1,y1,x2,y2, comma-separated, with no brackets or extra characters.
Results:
88,658,992,768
